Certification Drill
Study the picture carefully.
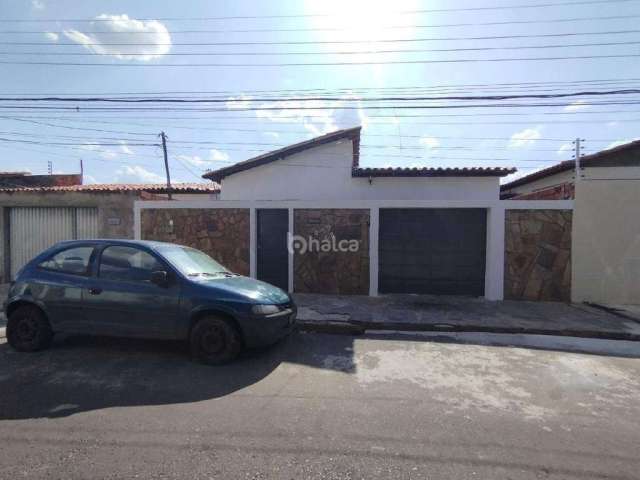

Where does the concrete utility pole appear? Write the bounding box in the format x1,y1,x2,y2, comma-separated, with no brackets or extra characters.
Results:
573,138,585,182
160,131,173,200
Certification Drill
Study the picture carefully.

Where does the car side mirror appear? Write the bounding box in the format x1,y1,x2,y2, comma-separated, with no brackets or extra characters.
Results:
150,270,169,288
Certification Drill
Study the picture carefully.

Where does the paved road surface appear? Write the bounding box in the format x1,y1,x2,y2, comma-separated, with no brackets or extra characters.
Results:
0,331,639,479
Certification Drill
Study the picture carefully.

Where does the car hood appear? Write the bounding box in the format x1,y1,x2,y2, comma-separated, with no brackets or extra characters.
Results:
192,275,290,304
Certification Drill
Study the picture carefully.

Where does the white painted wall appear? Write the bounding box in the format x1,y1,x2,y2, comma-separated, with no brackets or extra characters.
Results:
572,179,640,305
219,139,500,201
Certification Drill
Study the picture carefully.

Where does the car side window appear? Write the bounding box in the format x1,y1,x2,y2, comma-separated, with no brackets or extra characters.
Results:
99,246,164,283
39,246,94,275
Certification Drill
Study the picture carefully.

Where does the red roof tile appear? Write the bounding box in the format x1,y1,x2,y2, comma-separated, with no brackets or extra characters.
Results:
0,182,220,194
352,166,516,178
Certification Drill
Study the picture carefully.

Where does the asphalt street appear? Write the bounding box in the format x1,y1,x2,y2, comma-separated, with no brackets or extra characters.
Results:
0,330,639,479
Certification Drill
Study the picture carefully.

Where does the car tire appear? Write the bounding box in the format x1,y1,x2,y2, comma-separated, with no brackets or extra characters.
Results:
190,316,242,365
7,305,53,352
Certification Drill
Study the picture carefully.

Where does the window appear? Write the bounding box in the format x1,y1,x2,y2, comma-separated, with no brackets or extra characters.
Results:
39,246,94,275
99,246,164,283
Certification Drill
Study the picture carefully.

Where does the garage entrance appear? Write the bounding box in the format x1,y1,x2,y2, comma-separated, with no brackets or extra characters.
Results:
8,207,98,278
378,208,487,296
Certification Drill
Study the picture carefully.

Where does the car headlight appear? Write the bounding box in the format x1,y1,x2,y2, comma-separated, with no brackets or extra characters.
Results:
252,304,281,315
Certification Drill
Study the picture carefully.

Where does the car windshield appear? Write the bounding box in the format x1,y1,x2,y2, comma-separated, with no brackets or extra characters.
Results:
156,245,229,276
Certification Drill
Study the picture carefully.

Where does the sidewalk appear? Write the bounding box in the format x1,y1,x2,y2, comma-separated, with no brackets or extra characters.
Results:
294,294,640,341
2,283,639,341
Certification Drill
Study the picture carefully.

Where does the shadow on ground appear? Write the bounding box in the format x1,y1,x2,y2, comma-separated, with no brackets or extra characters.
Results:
0,331,356,420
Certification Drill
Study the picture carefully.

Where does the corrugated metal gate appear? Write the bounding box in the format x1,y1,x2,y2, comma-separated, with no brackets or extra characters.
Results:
9,207,98,278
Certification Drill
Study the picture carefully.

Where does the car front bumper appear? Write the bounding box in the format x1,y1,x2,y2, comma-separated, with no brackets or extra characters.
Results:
241,306,297,348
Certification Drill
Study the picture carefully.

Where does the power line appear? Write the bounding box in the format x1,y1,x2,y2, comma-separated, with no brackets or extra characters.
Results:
3,40,640,56
4,29,640,47
2,77,637,96
0,0,634,22
3,13,639,34
2,88,638,103
2,53,639,67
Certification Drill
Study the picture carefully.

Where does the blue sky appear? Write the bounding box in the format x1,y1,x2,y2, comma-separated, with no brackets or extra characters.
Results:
1,0,639,185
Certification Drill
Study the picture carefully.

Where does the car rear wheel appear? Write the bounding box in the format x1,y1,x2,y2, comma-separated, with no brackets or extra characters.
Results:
190,316,242,365
7,305,53,352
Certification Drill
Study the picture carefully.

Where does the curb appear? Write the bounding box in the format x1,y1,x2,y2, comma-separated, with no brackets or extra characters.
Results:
296,319,640,342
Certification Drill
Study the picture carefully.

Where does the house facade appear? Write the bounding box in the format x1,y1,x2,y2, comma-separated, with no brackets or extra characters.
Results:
138,127,575,302
501,140,640,305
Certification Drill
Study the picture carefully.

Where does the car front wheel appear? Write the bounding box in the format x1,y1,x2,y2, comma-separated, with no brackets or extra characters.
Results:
190,316,242,365
7,305,53,352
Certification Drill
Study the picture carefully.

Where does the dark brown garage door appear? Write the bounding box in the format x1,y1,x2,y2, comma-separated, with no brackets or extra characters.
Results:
379,208,487,295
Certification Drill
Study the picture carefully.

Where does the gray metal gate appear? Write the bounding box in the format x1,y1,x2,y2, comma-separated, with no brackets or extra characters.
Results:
378,208,487,296
9,207,98,278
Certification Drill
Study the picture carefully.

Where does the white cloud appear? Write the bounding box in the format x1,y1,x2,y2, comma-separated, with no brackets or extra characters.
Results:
115,165,164,183
605,138,640,150
509,127,541,148
254,96,367,138
119,141,134,155
563,100,590,112
31,0,44,10
176,149,229,169
419,136,440,149
263,131,280,139
63,14,171,61
210,149,229,161
607,121,619,128
556,143,573,156
44,32,59,42
225,94,253,110
79,143,117,159
83,174,98,184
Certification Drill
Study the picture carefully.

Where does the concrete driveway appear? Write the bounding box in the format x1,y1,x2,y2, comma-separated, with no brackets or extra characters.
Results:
1,331,640,478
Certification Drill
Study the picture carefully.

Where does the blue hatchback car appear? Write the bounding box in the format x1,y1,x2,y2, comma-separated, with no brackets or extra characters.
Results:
4,240,296,364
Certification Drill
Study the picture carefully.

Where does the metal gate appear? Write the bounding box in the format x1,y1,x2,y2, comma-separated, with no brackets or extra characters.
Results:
378,208,487,296
9,207,98,278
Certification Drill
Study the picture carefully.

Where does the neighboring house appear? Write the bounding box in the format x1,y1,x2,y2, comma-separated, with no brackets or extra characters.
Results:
501,139,640,305
0,172,83,189
0,182,220,281
500,139,640,200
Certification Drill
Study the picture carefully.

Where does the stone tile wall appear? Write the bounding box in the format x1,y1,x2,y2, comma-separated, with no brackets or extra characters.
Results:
294,209,369,294
141,208,250,275
504,209,572,301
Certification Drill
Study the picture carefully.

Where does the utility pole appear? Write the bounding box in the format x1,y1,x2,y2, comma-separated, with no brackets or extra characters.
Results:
573,138,585,182
160,131,172,200
47,160,52,175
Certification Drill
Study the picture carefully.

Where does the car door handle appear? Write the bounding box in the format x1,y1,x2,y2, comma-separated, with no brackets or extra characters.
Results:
88,287,102,295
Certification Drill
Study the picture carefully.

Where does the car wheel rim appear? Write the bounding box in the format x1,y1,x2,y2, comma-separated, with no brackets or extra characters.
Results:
201,326,226,355
16,316,38,343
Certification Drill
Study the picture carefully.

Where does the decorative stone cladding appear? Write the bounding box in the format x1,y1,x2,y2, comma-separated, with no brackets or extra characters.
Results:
294,209,369,294
141,208,250,275
504,209,572,301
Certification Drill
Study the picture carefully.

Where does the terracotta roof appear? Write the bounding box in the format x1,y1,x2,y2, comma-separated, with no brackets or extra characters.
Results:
202,126,362,182
353,166,516,178
501,138,640,190
0,182,220,194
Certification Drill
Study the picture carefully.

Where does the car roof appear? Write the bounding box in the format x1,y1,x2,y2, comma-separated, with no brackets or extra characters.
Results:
54,239,178,250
